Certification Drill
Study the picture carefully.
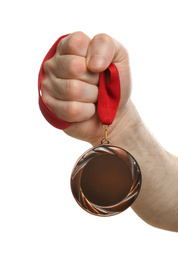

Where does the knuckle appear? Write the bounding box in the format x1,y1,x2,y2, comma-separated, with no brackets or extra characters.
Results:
66,31,87,53
66,102,81,121
41,78,48,93
67,80,83,99
94,33,111,43
56,39,64,54
41,77,55,97
42,93,51,108
68,57,85,77
43,59,54,74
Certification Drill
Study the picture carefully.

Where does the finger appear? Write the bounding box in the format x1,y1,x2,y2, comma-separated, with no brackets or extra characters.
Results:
43,55,99,85
86,33,128,73
41,76,98,103
86,34,115,72
57,31,91,57
42,94,96,123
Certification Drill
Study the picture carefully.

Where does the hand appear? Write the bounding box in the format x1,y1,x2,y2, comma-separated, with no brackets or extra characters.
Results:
41,31,132,145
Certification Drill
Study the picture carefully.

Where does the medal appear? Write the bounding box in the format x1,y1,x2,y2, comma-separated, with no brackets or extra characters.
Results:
71,143,141,216
70,64,142,216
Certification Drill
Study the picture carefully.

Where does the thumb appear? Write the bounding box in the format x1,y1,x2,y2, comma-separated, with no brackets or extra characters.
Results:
86,33,116,73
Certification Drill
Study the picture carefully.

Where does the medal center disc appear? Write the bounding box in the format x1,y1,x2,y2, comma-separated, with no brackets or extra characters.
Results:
81,154,133,207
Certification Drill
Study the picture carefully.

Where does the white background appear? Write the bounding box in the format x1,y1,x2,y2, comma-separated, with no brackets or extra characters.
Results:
0,0,178,259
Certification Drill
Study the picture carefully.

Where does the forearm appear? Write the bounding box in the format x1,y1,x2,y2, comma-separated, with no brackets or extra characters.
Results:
105,100,178,232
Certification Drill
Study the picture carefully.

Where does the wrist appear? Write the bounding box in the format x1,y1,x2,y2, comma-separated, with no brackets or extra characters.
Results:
107,100,143,153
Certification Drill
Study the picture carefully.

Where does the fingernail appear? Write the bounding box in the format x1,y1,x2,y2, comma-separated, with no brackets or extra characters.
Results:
88,55,106,68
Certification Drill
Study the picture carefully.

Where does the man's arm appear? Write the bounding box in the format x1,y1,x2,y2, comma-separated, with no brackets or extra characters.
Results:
41,31,178,232
106,99,178,232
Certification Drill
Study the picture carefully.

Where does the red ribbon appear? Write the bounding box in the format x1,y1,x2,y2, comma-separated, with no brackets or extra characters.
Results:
98,63,120,125
38,34,72,130
38,35,121,129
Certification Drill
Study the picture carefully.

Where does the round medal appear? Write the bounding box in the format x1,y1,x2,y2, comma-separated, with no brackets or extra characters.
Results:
71,144,141,216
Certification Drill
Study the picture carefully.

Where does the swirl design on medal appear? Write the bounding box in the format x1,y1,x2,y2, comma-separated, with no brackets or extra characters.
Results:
71,145,142,216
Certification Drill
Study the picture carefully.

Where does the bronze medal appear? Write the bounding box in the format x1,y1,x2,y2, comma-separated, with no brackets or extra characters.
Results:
71,139,141,216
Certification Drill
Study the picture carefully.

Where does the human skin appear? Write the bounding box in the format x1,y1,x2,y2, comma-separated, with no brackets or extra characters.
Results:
41,31,178,232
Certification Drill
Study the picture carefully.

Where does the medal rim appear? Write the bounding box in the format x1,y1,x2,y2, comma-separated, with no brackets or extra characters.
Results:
70,144,142,217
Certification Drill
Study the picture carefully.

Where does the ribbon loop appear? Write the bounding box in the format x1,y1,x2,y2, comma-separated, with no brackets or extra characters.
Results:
98,64,121,125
